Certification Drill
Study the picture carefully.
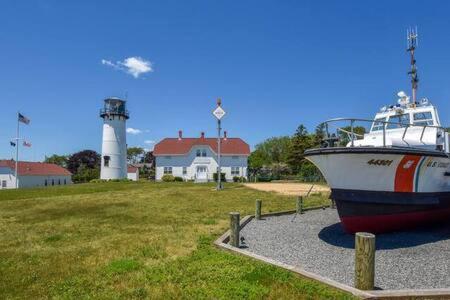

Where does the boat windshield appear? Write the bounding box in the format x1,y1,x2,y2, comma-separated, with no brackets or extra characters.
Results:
371,117,386,131
386,114,410,129
413,112,434,126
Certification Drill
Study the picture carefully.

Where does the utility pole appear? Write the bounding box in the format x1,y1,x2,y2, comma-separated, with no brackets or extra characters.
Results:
213,98,226,190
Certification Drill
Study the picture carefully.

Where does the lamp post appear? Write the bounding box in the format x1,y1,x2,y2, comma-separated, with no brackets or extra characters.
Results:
213,98,226,190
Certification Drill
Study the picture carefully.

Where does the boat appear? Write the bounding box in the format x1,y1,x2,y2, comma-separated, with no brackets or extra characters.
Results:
304,29,450,233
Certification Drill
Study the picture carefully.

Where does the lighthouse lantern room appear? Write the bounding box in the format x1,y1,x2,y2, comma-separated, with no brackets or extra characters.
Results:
100,97,129,180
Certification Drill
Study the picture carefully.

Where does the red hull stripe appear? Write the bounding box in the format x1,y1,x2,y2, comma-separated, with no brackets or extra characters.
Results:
340,207,450,234
394,155,422,192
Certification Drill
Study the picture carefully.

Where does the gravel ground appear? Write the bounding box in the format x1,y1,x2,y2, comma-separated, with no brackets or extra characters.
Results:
240,208,450,290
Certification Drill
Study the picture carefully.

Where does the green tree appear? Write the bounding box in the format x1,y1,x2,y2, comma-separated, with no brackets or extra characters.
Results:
127,147,145,164
338,126,366,146
249,136,291,167
313,123,327,147
67,150,101,183
287,125,314,174
44,154,68,168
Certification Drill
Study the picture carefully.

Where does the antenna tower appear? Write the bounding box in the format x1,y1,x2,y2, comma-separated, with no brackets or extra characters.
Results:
407,27,419,103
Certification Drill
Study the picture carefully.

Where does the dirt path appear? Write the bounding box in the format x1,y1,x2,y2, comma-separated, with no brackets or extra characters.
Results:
243,182,330,196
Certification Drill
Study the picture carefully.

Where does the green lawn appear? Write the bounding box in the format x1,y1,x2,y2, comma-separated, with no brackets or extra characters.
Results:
0,182,354,299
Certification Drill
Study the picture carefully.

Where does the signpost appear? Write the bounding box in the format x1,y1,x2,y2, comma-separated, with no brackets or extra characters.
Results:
213,98,226,190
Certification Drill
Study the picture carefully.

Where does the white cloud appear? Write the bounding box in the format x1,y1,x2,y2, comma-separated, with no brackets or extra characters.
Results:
144,140,155,145
101,56,153,78
126,127,142,135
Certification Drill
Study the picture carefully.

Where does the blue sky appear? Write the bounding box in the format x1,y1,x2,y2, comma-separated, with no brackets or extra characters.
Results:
1,1,450,161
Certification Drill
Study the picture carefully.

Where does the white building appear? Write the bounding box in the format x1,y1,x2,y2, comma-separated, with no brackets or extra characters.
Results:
154,131,250,182
127,165,139,181
0,160,72,189
100,97,129,180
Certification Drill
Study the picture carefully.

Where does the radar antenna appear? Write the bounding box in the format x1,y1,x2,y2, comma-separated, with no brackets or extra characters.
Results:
407,27,419,103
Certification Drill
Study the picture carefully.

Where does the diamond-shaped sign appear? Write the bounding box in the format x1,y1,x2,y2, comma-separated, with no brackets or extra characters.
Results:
213,106,226,120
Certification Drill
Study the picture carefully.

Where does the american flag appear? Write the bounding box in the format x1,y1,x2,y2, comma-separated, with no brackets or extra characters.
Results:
23,141,31,147
18,113,30,125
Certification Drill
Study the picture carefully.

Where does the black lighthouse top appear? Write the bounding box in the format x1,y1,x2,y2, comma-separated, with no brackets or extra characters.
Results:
100,97,129,119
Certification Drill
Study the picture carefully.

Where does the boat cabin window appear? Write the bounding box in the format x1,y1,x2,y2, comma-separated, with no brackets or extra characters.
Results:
386,114,410,129
413,112,434,126
371,118,386,131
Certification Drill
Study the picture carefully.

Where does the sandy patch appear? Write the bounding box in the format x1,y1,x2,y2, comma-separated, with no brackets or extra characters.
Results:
243,182,330,196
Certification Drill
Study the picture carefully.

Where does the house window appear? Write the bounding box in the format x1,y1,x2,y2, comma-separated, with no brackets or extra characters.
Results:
58,179,61,185
231,167,240,176
202,149,207,157
232,156,238,159
44,179,48,186
165,156,172,159
164,167,172,174
64,179,66,185
413,112,434,126
1,180,6,188
103,155,110,167
182,167,187,175
52,179,55,186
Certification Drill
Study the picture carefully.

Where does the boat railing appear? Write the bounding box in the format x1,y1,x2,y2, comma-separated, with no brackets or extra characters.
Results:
321,117,447,151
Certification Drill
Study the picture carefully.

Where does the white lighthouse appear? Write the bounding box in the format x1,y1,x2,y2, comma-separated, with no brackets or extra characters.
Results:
100,97,129,180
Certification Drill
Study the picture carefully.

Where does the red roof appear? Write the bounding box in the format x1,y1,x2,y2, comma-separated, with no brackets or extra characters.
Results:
153,137,250,156
127,165,138,173
0,160,71,176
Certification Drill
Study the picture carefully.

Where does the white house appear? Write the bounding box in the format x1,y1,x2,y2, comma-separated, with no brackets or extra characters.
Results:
154,131,250,182
0,160,72,189
127,165,139,181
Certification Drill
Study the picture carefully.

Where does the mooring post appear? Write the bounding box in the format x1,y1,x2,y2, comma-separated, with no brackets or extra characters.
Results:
255,200,262,220
331,199,336,209
296,196,304,214
354,232,376,290
229,212,240,247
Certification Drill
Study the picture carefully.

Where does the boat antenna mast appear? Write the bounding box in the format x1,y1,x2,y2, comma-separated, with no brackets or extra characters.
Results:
407,27,419,104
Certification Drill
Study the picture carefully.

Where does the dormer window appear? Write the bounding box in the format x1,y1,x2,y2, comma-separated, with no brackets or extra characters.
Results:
413,112,434,126
196,149,207,157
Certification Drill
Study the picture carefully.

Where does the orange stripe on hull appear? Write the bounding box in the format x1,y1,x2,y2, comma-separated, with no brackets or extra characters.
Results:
394,155,422,192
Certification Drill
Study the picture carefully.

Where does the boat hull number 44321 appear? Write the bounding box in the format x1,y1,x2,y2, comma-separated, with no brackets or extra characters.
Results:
367,159,394,166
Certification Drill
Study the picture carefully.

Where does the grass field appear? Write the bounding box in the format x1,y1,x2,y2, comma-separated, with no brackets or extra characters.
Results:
0,182,354,299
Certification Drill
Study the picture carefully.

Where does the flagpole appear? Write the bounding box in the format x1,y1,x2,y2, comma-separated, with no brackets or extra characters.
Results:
15,112,19,189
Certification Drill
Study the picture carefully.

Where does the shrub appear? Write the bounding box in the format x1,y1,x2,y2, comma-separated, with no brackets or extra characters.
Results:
213,173,226,182
90,179,107,183
233,176,248,183
108,178,131,182
174,176,183,182
72,167,100,183
161,175,175,182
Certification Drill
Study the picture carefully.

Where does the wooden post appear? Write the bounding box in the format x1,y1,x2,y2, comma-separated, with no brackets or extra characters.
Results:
354,232,376,290
296,196,304,214
255,200,262,220
331,199,336,209
229,212,240,247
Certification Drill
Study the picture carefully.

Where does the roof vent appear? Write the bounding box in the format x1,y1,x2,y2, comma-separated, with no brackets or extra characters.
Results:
178,130,182,140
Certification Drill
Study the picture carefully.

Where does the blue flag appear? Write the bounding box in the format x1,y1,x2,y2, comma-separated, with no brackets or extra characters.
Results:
10,141,16,147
